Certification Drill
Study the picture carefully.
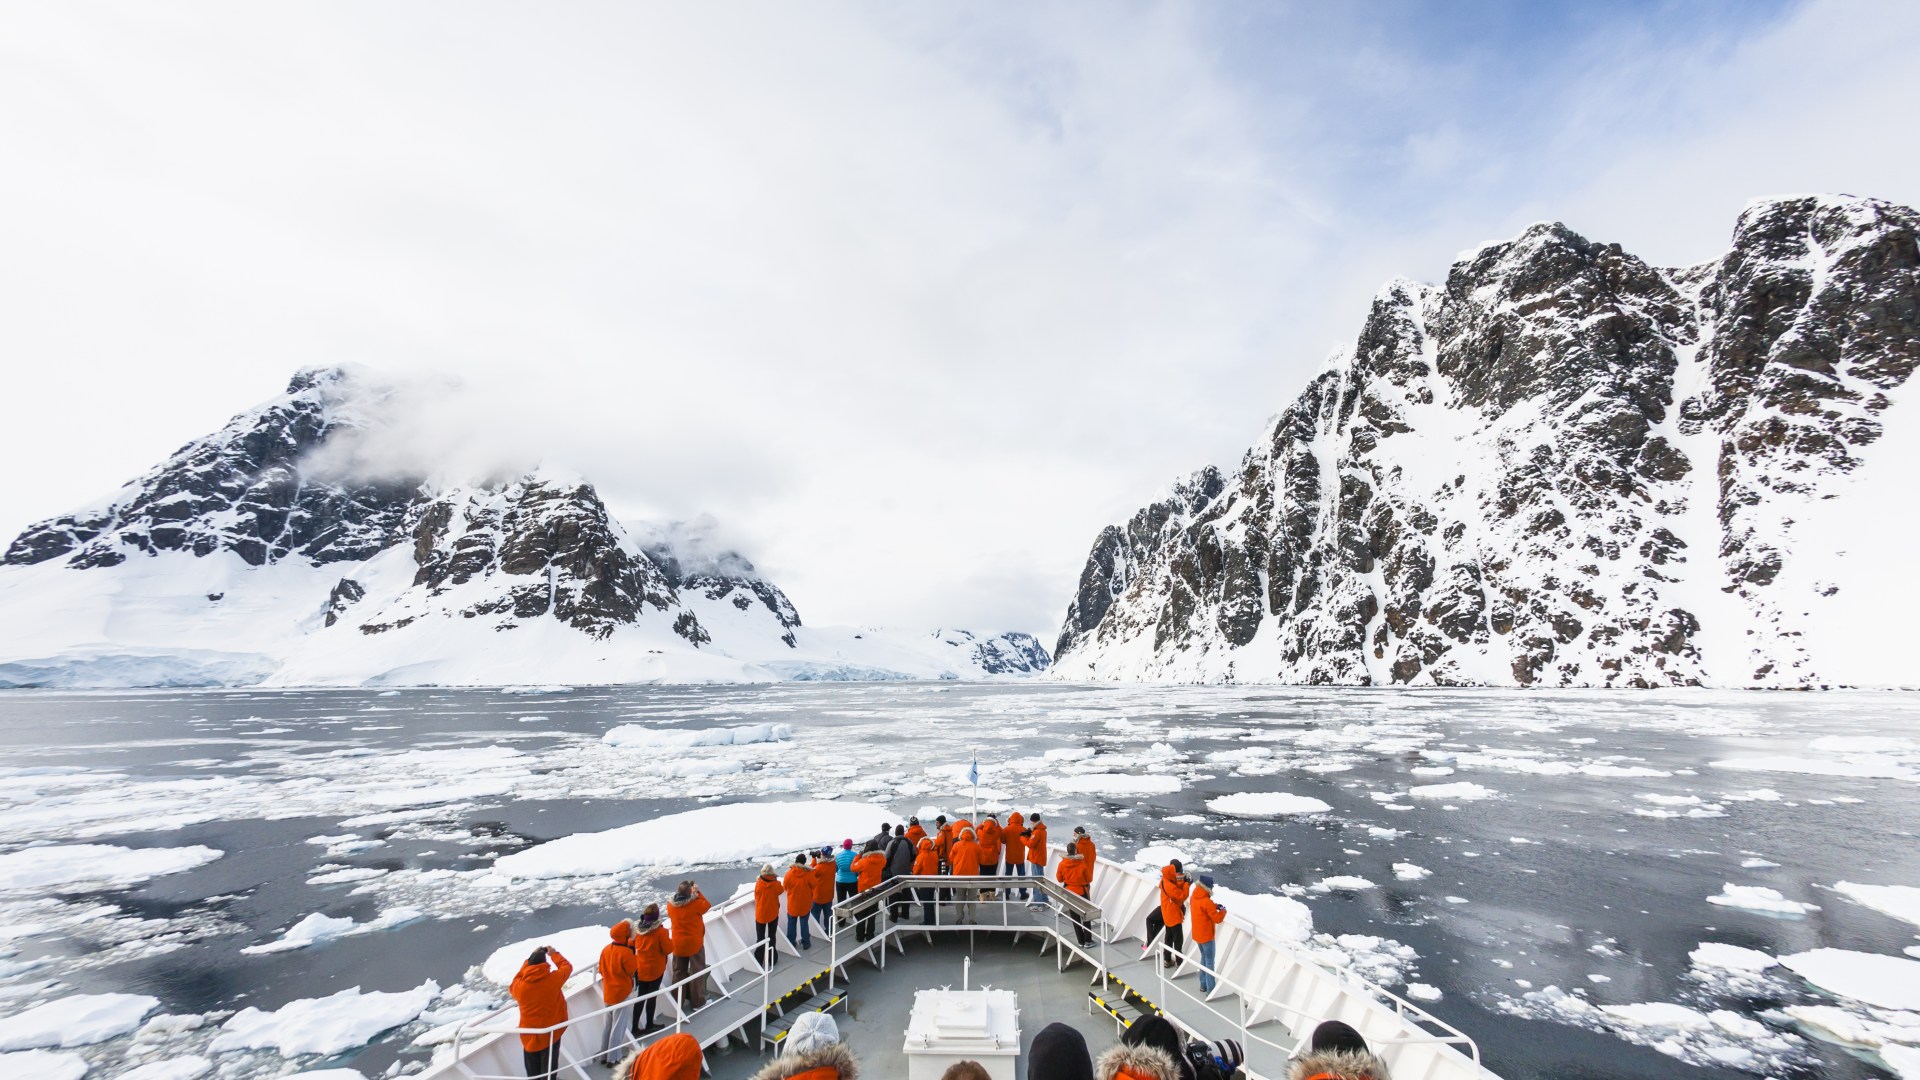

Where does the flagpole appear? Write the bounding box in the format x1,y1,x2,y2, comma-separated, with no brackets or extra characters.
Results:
971,750,979,823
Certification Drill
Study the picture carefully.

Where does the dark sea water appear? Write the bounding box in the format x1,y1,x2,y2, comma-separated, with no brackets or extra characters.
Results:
1,683,1916,1079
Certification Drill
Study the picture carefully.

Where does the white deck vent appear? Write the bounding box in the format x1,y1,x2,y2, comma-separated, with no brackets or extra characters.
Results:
904,988,1020,1080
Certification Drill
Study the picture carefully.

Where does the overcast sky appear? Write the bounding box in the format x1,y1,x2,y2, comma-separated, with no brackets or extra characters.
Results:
3,0,1916,641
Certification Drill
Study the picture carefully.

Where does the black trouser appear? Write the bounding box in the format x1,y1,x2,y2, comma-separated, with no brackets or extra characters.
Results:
1069,891,1093,946
634,977,661,1031
1163,921,1185,966
523,1044,560,1079
836,879,856,903
755,919,777,965
919,886,937,924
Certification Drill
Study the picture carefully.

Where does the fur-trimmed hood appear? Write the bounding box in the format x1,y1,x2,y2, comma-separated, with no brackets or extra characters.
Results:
748,1040,861,1080
1288,1047,1393,1080
1095,1042,1181,1080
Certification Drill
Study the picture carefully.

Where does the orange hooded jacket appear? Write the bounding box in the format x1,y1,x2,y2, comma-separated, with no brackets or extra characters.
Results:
625,1030,703,1080
1055,851,1092,896
1159,864,1190,927
754,874,781,924
632,919,671,981
852,849,887,891
1190,883,1226,945
906,822,927,845
598,921,639,1005
510,949,572,1051
1076,834,1096,868
977,818,1002,867
783,864,813,916
667,891,710,956
1026,821,1049,866
949,832,982,875
912,837,938,875
810,857,834,904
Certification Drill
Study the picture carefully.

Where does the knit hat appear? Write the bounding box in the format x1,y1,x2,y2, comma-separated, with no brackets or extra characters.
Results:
795,852,808,864
785,1012,840,1056
1199,873,1215,888
1169,859,1183,873
1027,1021,1093,1080
1031,812,1041,822
761,863,776,876
639,904,661,926
1311,1020,1370,1056
842,838,853,849
1073,825,1087,835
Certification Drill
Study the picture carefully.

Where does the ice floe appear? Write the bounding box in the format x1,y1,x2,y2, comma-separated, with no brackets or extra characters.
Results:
210,980,439,1056
0,992,156,1049
1405,782,1497,801
1205,792,1330,817
1045,774,1182,796
120,1059,212,1080
1705,883,1820,916
0,1049,88,1079
481,925,610,986
490,800,883,880
0,845,222,893
241,907,423,954
1831,881,1920,928
1308,876,1376,893
1393,863,1431,881
1779,948,1920,1010
602,723,792,749
1688,942,1777,973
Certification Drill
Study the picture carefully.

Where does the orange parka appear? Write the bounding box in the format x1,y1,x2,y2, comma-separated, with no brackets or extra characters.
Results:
949,832,982,875
632,920,671,981
1026,821,1049,866
667,891,710,957
782,864,813,916
754,874,781,923
1055,851,1092,896
1159,864,1190,928
1003,813,1027,863
598,921,639,1005
977,818,1003,868
852,849,887,892
510,949,572,1052
810,857,834,905
1076,834,1096,869
624,1030,703,1080
906,822,927,846
1190,883,1226,945
912,837,938,875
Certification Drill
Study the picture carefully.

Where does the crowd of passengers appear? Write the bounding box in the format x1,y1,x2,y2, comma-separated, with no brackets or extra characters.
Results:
511,811,1275,1080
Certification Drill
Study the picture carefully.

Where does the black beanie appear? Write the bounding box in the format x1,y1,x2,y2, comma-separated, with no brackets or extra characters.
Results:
1028,1021,1094,1080
1122,1015,1185,1066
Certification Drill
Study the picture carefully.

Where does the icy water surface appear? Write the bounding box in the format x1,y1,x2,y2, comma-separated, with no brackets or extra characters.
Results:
1,684,1917,1079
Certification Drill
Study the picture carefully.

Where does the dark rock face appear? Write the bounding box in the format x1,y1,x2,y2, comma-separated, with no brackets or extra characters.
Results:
1054,196,1920,688
939,630,1051,675
4,369,416,569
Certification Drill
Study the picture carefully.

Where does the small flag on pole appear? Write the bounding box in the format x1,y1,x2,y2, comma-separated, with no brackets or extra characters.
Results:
967,757,979,786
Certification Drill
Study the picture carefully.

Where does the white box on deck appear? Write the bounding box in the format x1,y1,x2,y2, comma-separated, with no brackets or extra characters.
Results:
903,988,1020,1080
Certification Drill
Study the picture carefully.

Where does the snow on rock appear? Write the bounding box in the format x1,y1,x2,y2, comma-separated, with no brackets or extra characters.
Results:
1045,774,1182,797
120,1059,213,1080
1779,948,1920,1011
0,992,157,1049
1831,881,1920,928
1406,782,1498,801
209,981,438,1057
241,907,423,954
1206,792,1331,816
491,801,882,880
0,1050,87,1079
0,844,222,893
602,723,792,749
1706,884,1820,917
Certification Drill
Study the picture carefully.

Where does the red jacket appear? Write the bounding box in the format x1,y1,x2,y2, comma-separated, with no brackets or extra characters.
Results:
510,950,572,1051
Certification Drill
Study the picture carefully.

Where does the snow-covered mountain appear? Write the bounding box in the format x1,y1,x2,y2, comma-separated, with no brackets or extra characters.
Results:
1053,195,1920,689
0,368,1049,687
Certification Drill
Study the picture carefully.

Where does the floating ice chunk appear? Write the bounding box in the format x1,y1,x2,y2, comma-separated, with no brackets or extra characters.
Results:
210,981,438,1057
1778,948,1920,1010
1740,858,1780,868
0,1050,87,1079
1368,827,1403,840
1689,942,1777,973
1393,863,1431,880
0,992,157,1049
1599,1002,1714,1030
1405,984,1442,1002
492,801,884,879
1205,748,1273,766
603,723,792,749
1211,887,1313,944
1831,882,1920,929
0,845,222,893
1163,814,1206,825
1047,774,1182,796
1712,757,1915,780
241,908,423,954
1782,1004,1920,1051
641,759,746,778
1133,845,1188,867
120,1059,212,1080
1808,736,1917,754
481,926,614,986
1638,794,1703,806
1309,876,1376,893
1880,1043,1920,1080
1706,884,1819,917
1206,792,1330,817
1409,766,1454,777
1407,782,1497,801
1299,763,1351,774
308,868,387,884
1044,748,1097,762
757,778,805,792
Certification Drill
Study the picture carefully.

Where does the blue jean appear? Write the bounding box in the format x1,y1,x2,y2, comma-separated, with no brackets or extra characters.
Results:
812,901,832,932
1198,940,1217,993
785,912,811,948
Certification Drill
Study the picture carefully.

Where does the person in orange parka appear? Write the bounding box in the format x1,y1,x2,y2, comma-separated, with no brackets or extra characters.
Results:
1073,825,1098,896
615,1029,703,1080
809,851,835,935
597,920,641,1066
905,816,927,846
851,839,888,942
1024,814,1049,907
667,880,710,1010
630,905,672,1034
754,863,783,968
911,836,939,925
948,827,982,924
976,815,1002,884
933,816,954,868
1054,841,1094,947
510,945,572,1080
1190,872,1227,994
783,853,814,951
1002,811,1028,893
1155,860,1191,967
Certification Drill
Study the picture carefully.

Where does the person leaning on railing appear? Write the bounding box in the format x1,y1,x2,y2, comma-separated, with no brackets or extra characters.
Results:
1054,840,1094,947
510,945,571,1080
596,920,641,1066
851,839,888,942
754,864,783,967
912,835,939,925
667,881,711,1010
631,905,671,1033
1190,874,1226,994
809,850,835,935
783,853,815,951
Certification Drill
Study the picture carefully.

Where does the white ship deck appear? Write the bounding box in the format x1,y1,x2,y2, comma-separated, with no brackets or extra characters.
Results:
423,867,1492,1080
